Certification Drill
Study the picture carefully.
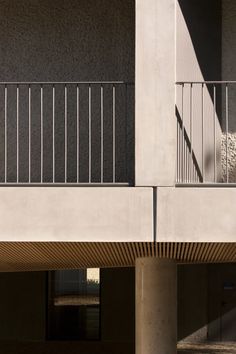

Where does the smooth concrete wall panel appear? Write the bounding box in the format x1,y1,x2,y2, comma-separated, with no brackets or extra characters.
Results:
0,187,153,242
157,187,236,242
177,0,221,82
135,0,176,186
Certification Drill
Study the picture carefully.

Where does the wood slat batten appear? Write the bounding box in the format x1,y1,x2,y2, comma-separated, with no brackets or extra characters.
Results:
0,243,235,272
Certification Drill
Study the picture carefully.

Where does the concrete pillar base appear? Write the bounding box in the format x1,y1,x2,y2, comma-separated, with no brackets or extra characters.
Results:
135,257,177,354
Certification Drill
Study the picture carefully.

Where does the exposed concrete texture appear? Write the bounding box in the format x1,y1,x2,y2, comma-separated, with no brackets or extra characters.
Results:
136,258,177,354
156,187,236,242
0,187,153,242
135,0,176,186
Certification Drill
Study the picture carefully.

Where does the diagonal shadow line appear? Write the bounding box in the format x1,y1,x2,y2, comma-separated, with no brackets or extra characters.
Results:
176,105,203,182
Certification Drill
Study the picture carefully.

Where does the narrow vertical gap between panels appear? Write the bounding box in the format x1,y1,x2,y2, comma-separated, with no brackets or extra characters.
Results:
16,85,19,183
28,85,31,183
100,85,104,183
4,85,7,183
112,85,116,183
77,85,80,183
40,86,44,183
88,85,92,183
65,85,68,183
52,85,55,183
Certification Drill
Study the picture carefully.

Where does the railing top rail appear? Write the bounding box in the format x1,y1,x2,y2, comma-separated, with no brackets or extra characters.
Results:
176,81,236,85
0,81,134,85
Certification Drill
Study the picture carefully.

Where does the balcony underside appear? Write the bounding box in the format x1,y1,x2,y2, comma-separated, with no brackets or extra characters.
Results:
0,242,236,272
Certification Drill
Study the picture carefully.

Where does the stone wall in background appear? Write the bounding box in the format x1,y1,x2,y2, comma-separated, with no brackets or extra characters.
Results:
221,133,236,182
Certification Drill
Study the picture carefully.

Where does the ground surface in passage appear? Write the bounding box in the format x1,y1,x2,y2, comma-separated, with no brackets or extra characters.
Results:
178,343,236,353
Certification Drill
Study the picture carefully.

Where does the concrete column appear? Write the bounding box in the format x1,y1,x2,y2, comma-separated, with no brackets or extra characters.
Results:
135,0,176,186
136,258,177,354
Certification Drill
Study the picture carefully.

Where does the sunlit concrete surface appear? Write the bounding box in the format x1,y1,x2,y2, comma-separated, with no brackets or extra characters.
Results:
178,342,236,353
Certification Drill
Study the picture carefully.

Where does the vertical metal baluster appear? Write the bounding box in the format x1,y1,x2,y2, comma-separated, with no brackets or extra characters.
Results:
52,85,55,183
65,85,67,183
202,83,204,182
190,84,193,183
113,85,116,183
177,114,179,183
101,85,104,183
28,85,31,183
88,85,91,183
4,85,7,183
226,83,229,183
41,85,43,183
213,85,217,183
181,84,184,182
77,85,79,183
16,85,19,183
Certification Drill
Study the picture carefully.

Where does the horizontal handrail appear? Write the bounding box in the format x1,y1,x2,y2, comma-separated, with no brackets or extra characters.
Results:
0,81,134,85
176,81,236,85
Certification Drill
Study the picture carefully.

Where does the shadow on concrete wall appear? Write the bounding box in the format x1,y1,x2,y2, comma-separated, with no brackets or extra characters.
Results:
178,264,236,343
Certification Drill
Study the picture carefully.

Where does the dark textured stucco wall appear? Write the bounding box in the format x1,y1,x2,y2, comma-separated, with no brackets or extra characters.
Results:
0,0,134,82
0,0,135,184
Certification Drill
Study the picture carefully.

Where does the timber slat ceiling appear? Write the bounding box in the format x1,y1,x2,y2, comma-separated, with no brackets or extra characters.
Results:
0,242,236,271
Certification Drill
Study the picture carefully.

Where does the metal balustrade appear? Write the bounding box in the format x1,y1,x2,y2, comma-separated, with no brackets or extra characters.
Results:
0,82,134,185
176,81,236,185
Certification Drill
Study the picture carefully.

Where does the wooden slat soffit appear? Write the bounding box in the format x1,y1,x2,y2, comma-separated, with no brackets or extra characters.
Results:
0,243,235,272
